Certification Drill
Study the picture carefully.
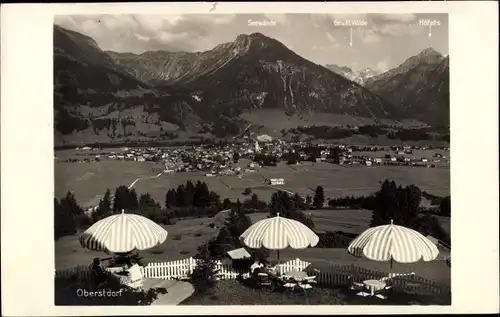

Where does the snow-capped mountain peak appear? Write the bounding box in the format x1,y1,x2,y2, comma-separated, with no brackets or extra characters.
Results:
324,64,380,86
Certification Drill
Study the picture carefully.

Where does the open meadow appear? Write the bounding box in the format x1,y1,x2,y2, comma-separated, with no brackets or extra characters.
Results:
55,158,450,208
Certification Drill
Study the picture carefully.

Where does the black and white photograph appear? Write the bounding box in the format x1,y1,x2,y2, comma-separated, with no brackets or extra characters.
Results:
2,1,499,315
52,12,454,306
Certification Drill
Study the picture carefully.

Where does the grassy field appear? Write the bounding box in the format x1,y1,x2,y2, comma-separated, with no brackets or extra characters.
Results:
55,158,450,208
222,161,450,201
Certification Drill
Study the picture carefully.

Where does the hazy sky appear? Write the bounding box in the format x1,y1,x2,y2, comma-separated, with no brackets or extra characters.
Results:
55,13,448,72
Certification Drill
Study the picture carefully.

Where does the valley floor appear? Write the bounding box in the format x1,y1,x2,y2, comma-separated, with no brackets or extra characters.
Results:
54,158,450,208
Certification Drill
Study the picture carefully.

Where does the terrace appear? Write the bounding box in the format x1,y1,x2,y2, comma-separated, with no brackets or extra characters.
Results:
55,257,451,306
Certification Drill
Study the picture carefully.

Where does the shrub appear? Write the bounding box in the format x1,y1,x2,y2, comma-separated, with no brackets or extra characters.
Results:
190,244,219,293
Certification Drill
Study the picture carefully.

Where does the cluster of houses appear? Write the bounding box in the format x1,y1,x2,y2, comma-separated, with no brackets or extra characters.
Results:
68,139,449,172
342,153,449,168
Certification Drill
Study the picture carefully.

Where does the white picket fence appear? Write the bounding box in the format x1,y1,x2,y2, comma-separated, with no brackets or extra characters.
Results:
140,257,312,280
55,258,451,298
141,257,196,280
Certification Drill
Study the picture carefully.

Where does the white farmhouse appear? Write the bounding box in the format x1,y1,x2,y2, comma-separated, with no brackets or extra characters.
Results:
267,178,285,185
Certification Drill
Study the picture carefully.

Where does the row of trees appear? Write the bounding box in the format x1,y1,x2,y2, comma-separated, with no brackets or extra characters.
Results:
269,191,315,230
91,186,165,223
165,181,218,209
54,179,252,240
370,180,451,246
55,186,169,240
327,195,376,210
290,124,448,142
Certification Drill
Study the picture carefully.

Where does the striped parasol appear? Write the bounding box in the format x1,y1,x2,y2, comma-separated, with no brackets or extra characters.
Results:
240,213,319,262
348,220,439,274
79,210,168,253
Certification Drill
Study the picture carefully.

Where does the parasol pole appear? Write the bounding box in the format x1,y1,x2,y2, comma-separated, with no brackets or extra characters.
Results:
390,258,394,278
389,219,394,278
276,213,280,265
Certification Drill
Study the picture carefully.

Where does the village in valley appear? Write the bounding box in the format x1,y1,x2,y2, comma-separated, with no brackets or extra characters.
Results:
56,134,450,216
62,136,449,175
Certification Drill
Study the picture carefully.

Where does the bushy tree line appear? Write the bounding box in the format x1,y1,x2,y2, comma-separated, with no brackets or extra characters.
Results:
54,180,240,240
269,191,315,230
240,193,268,211
370,179,451,246
165,180,222,219
327,195,375,210
288,124,449,142
295,125,357,139
165,181,214,208
54,186,170,240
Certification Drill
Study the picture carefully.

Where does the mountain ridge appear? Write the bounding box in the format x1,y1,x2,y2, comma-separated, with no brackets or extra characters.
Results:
364,48,449,126
53,25,206,146
106,31,402,122
53,25,449,146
